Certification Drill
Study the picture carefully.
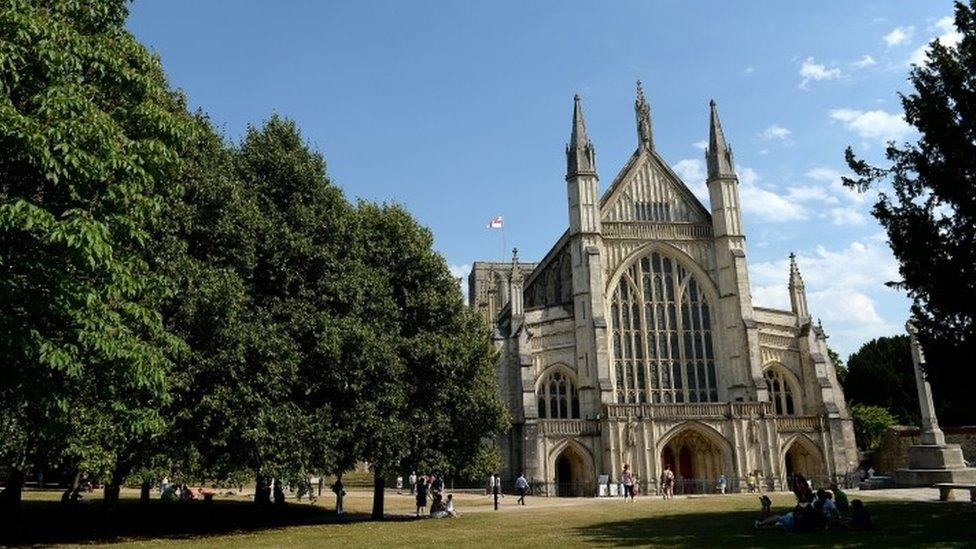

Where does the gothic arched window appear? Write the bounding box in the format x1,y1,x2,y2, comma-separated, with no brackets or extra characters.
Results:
609,251,718,404
537,371,580,419
764,367,797,415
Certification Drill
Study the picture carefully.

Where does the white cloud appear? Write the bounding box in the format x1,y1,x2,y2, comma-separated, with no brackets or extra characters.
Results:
884,26,913,46
828,207,868,226
745,66,756,74
806,166,866,204
760,124,792,143
672,158,710,204
751,236,906,355
738,167,807,222
909,16,962,66
829,108,912,143
852,54,876,68
799,57,841,89
692,140,708,151
787,185,839,204
449,263,471,303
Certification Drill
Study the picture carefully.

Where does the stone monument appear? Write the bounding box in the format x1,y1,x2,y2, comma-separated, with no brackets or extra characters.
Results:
893,322,976,486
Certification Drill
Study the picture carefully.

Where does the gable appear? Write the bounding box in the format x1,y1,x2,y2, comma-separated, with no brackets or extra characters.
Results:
599,148,711,224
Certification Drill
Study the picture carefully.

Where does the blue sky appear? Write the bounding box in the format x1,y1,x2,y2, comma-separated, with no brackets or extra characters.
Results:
127,1,962,358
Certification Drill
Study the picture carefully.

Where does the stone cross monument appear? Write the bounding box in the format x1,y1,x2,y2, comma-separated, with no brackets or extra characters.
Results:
894,322,976,487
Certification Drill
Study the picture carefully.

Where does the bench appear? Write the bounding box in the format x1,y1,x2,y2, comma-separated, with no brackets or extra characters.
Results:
934,483,976,502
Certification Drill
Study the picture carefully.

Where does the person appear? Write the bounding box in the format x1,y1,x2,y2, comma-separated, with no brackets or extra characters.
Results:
792,474,813,504
273,481,285,507
396,475,403,495
815,489,839,527
867,467,875,479
755,504,801,532
759,494,772,519
332,477,345,515
486,473,494,496
415,475,429,517
318,476,324,497
717,474,728,495
409,471,417,495
660,465,674,500
429,492,445,516
747,471,757,493
445,493,457,517
757,471,765,492
515,473,529,505
620,464,635,502
830,483,850,516
491,472,500,510
849,499,872,530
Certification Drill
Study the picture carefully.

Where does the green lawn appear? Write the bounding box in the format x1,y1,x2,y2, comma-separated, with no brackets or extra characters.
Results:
13,489,975,548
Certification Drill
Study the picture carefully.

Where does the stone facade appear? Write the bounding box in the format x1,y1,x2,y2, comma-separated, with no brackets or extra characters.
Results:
469,85,858,495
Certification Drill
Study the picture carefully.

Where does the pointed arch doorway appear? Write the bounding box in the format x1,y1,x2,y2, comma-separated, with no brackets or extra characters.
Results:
551,441,595,497
659,424,732,494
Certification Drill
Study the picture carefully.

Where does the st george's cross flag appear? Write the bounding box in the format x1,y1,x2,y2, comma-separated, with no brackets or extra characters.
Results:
487,215,503,229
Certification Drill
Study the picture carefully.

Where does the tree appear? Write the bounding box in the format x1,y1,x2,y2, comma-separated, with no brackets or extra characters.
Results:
842,336,918,426
0,0,190,530
843,0,976,425
851,404,896,451
353,202,507,518
828,347,847,384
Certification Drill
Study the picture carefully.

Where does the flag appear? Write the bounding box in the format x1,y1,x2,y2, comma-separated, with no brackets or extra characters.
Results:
487,215,503,229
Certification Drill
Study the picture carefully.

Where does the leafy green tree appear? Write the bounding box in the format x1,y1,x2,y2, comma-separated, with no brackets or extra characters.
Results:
828,347,847,384
842,336,918,425
851,404,896,451
354,203,507,518
843,0,976,425
0,0,190,525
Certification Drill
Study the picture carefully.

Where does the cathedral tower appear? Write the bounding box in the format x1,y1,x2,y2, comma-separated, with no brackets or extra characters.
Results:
705,100,767,401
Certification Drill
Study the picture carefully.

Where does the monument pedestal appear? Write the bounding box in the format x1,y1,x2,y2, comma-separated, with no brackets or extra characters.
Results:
894,444,976,487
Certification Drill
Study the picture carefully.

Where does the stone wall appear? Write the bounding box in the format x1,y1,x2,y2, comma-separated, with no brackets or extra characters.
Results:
873,425,976,474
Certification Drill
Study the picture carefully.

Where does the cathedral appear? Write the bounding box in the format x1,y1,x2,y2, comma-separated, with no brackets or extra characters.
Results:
468,83,858,496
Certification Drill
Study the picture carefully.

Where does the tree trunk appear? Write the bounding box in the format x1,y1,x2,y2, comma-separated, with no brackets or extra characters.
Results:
101,481,122,539
371,469,385,520
140,480,151,504
254,474,271,506
0,469,25,544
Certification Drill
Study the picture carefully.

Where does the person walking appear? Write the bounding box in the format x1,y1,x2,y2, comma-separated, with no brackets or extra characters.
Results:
621,464,635,502
396,475,403,495
717,474,728,495
515,473,529,506
661,465,674,500
409,471,417,495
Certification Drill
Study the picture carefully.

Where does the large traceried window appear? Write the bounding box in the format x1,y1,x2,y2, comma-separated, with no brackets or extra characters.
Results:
537,371,580,419
610,251,717,404
764,367,797,415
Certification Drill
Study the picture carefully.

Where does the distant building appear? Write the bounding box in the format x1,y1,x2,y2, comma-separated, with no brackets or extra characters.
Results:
468,84,857,496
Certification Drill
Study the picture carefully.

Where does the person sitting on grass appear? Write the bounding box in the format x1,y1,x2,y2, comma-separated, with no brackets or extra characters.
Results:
849,499,872,530
759,494,772,519
815,489,839,527
829,482,849,516
755,504,802,532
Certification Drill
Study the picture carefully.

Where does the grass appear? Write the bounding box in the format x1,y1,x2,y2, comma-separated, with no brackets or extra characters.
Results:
11,489,975,548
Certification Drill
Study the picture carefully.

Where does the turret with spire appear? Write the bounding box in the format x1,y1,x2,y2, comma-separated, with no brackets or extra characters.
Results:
565,94,601,235
705,100,743,238
704,99,763,401
788,252,809,319
509,247,524,317
635,81,653,150
566,94,597,179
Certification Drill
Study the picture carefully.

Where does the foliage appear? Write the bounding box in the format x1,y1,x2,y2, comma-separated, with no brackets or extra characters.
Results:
851,404,896,451
842,0,976,425
0,0,190,486
827,347,846,384
842,336,918,425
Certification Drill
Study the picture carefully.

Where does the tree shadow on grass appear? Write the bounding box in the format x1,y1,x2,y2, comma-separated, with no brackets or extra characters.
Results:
11,497,417,546
572,500,974,548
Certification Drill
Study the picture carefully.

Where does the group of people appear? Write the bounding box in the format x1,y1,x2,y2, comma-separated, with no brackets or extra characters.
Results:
410,471,456,518
755,473,873,533
485,473,530,505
